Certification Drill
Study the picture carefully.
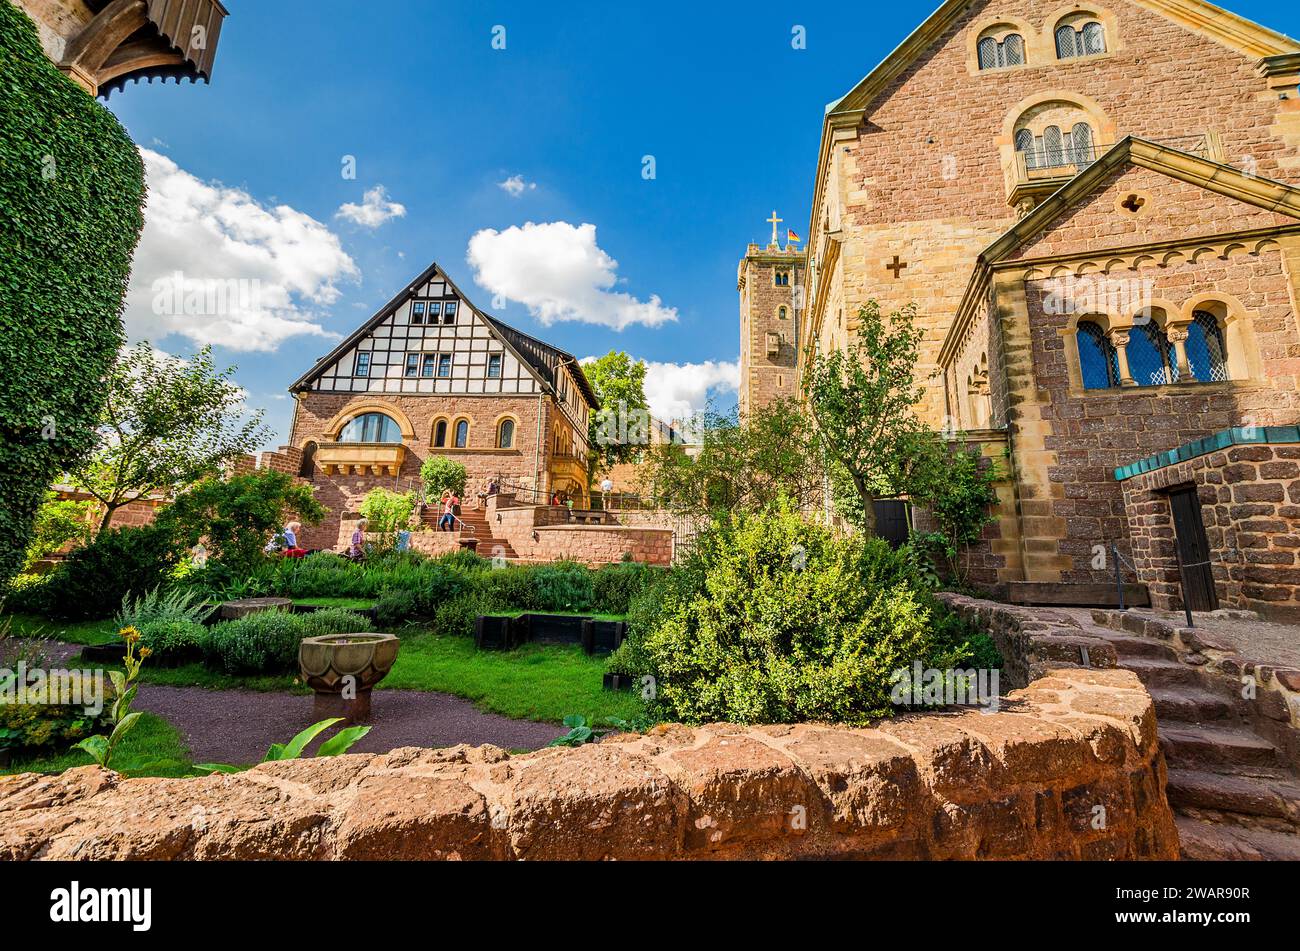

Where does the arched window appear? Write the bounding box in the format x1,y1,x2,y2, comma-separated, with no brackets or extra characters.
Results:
433,419,448,448
777,306,788,320
338,412,402,443
1057,20,1106,59
1015,128,1038,168
1077,321,1119,389
454,419,469,449
1126,322,1176,385
497,418,515,449
1042,125,1065,167
1016,122,1097,171
1188,311,1229,382
1069,122,1093,165
977,32,1025,70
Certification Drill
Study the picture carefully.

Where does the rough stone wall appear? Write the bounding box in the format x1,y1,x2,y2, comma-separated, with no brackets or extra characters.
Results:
0,667,1177,861
738,248,804,417
1120,443,1300,617
484,497,673,566
806,0,1297,428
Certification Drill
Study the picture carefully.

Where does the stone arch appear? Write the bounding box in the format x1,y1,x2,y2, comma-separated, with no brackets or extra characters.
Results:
1044,4,1122,57
493,413,521,449
999,90,1115,149
1180,293,1259,382
967,15,1037,73
323,400,416,442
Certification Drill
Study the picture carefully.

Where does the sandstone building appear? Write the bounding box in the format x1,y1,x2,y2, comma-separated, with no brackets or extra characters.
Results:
286,263,599,549
11,0,226,97
790,0,1300,615
738,212,806,416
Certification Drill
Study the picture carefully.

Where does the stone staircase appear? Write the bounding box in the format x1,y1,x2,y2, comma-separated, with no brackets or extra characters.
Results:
420,506,517,560
1084,612,1300,860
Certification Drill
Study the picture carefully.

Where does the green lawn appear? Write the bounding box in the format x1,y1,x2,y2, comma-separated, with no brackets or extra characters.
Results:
1,613,120,645
1,713,195,779
382,631,645,723
294,597,377,611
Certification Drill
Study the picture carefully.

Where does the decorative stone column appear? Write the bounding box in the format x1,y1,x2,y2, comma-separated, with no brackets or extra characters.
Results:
1166,325,1194,381
1108,329,1137,386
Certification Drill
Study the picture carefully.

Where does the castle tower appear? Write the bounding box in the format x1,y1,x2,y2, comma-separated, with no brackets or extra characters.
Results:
737,211,806,417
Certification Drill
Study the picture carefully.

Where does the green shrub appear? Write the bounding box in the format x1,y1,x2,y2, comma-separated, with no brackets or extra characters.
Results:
421,456,468,498
359,488,415,537
530,561,594,612
204,610,304,674
625,505,944,725
40,525,181,620
1,572,54,615
136,619,208,663
0,671,114,754
0,2,146,588
433,594,496,638
592,561,661,615
116,585,213,630
297,608,371,640
374,588,419,627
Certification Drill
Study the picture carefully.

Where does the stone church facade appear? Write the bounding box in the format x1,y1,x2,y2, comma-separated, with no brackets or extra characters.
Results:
286,264,599,550
791,0,1300,615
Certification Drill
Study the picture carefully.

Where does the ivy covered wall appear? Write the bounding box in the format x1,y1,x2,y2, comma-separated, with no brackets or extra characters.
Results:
0,1,146,586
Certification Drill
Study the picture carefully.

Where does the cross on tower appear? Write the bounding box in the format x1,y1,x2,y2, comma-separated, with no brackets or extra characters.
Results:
886,255,908,279
766,210,783,247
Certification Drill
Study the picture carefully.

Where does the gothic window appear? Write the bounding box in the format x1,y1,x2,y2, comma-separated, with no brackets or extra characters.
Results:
1126,322,1176,385
497,418,515,449
454,419,469,448
433,419,448,448
774,269,790,287
978,32,1025,69
1056,20,1106,59
1042,125,1065,167
353,352,370,377
1077,321,1119,389
1070,122,1093,165
1188,311,1229,382
339,413,402,443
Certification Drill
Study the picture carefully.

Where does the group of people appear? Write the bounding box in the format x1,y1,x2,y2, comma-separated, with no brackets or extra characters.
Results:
265,521,307,558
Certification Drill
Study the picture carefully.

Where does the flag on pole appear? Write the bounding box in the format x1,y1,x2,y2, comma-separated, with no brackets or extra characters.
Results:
787,229,801,243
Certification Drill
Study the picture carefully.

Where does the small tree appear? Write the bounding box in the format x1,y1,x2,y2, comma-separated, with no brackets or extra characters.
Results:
912,446,1002,584
23,491,95,570
636,399,824,519
420,456,467,498
69,343,270,530
359,488,416,543
155,470,325,577
585,350,650,481
803,301,941,535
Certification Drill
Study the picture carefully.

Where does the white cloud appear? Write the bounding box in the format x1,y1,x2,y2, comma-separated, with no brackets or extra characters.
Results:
467,221,678,330
126,149,359,352
639,359,740,422
336,185,406,228
497,174,537,197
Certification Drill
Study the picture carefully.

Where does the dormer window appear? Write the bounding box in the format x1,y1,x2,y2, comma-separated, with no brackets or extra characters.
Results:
977,32,1025,70
1056,20,1106,59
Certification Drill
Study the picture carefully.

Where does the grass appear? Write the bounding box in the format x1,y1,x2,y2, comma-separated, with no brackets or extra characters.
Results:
294,597,376,610
1,613,120,645
382,630,645,723
1,713,195,779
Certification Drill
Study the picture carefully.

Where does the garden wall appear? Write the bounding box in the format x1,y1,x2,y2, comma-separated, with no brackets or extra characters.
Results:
0,668,1177,860
485,496,673,566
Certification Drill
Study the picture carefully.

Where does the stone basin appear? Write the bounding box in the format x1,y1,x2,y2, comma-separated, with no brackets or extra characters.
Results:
298,632,400,723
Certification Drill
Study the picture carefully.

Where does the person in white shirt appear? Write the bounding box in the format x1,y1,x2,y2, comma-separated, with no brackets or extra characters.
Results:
600,477,614,511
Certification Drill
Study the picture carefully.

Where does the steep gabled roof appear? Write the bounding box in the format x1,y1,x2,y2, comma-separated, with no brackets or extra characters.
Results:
288,262,600,410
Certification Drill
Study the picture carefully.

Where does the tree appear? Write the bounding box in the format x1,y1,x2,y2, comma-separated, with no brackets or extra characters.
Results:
359,488,416,543
584,351,650,480
23,491,95,570
911,446,1002,584
0,1,146,586
636,399,824,519
421,456,467,498
803,301,943,535
69,343,270,531
155,470,326,577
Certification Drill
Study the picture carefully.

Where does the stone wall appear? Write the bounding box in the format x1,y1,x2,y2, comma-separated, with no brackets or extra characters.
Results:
484,496,672,566
1119,435,1300,618
0,667,1177,861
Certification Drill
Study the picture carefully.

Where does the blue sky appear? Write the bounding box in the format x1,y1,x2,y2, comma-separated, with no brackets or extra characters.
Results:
103,0,1291,446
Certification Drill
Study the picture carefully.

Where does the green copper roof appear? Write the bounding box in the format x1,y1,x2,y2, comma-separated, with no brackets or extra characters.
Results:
1114,425,1300,481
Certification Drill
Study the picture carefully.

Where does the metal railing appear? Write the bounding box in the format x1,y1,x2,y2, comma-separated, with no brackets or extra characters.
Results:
1109,541,1216,628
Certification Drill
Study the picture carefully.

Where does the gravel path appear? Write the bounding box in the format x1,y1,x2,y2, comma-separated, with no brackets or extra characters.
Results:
135,685,565,765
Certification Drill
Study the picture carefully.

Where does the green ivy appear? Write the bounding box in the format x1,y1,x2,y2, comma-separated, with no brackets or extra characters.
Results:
0,3,146,587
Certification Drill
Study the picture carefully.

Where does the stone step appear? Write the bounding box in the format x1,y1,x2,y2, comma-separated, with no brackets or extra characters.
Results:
1166,769,1300,825
1089,631,1179,661
1149,686,1244,723
1160,724,1282,769
1176,816,1300,861
1117,657,1207,689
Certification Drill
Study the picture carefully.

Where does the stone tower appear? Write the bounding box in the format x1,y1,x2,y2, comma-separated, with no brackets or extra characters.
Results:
737,212,806,417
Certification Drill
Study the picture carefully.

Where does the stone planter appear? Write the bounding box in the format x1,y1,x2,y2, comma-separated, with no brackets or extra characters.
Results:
218,597,293,620
298,633,400,724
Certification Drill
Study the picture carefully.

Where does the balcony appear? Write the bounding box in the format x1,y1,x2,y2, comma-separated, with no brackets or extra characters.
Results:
315,442,407,477
1004,134,1217,215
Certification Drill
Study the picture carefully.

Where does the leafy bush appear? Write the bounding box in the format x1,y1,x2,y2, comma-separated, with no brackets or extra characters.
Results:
0,1,146,588
38,525,182,620
116,585,214,630
530,561,594,612
204,610,304,675
0,672,113,754
621,505,945,725
136,619,208,663
421,456,467,498
156,470,326,578
592,561,661,616
23,491,93,570
433,594,497,638
374,588,419,627
359,488,416,537
0,573,54,615
297,608,372,640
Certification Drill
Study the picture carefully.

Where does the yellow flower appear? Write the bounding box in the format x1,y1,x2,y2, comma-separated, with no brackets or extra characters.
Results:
139,647,153,659
119,626,141,643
